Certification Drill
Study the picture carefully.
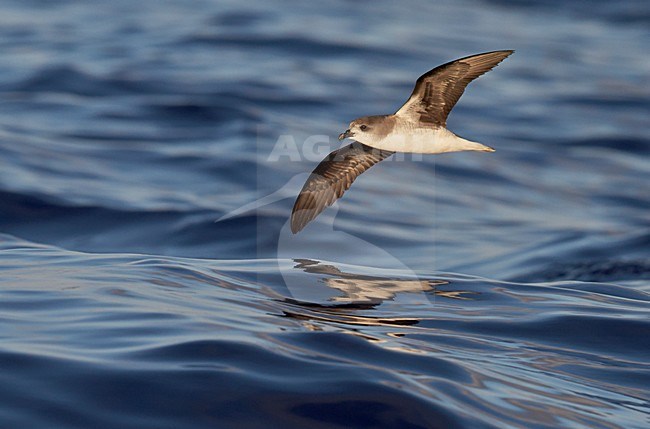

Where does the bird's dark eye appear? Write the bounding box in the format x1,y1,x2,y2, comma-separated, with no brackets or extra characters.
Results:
360,125,368,131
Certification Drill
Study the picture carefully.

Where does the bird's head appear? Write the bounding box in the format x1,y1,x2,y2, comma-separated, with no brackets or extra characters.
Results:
338,115,388,143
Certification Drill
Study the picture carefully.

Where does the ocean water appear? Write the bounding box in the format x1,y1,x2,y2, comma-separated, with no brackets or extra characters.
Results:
0,0,648,428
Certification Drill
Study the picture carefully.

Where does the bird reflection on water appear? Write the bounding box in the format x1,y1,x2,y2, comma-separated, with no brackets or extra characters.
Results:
277,259,478,328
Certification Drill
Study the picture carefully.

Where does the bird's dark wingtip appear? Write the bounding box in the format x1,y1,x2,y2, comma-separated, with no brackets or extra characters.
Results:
290,213,303,234
485,49,514,58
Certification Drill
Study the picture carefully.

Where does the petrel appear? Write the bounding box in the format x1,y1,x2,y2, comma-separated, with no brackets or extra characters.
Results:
291,50,514,233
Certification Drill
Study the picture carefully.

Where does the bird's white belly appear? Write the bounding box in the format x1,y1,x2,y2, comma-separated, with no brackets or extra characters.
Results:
364,128,467,154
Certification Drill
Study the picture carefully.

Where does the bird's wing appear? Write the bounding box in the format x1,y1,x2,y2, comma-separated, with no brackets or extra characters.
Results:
291,142,393,233
395,50,513,127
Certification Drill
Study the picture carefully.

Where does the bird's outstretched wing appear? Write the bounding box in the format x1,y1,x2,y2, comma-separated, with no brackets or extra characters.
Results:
395,50,513,127
291,142,393,233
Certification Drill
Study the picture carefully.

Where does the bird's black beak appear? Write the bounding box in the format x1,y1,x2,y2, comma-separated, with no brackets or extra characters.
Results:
338,129,352,141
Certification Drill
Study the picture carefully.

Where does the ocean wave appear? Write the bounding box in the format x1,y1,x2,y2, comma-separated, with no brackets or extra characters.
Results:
1,236,648,429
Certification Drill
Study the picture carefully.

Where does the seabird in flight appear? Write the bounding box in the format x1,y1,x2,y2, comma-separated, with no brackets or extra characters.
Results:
291,50,514,233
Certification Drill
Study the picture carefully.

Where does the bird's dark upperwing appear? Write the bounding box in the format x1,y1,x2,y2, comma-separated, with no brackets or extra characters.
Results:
395,50,513,127
291,142,393,233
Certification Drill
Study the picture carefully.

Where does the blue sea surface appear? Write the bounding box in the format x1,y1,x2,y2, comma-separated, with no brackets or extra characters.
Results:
0,0,649,428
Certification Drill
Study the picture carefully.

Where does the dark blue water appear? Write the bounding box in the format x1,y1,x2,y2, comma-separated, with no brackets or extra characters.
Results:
1,1,649,428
